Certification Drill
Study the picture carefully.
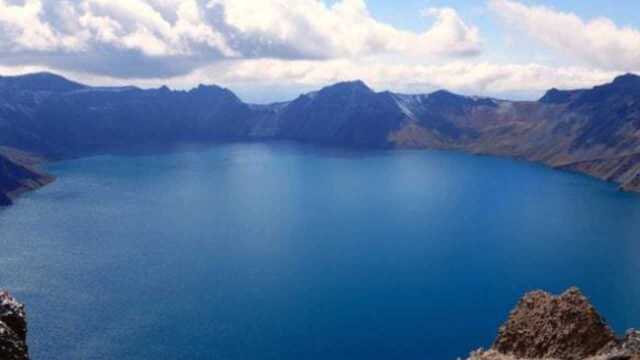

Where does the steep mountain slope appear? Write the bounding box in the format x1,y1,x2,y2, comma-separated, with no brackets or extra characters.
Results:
276,81,406,147
29,84,253,157
0,73,87,153
388,74,640,192
1,72,640,201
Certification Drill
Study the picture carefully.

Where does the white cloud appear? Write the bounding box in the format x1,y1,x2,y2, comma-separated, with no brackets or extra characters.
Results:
489,0,640,72
0,0,77,51
209,0,481,59
420,8,482,57
0,0,482,78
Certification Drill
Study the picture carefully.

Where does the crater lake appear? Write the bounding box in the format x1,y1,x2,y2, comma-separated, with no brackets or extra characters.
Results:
2,142,640,360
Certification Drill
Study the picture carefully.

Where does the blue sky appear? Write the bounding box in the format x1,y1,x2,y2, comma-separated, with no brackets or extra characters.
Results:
0,0,638,102
367,0,640,28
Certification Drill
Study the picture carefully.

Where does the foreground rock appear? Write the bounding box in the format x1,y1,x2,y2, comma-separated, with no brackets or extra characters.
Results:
493,288,616,360
468,288,640,360
0,292,28,360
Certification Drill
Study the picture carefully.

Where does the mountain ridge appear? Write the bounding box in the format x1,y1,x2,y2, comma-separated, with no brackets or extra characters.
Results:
1,72,640,205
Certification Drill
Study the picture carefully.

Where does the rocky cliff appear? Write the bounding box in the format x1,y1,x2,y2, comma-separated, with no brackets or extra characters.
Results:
0,292,29,360
468,288,640,360
2,72,640,203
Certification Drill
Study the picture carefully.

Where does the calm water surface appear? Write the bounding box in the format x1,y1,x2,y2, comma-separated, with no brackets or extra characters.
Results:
2,142,640,360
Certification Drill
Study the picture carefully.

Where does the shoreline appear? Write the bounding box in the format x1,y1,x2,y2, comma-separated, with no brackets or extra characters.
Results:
3,141,639,207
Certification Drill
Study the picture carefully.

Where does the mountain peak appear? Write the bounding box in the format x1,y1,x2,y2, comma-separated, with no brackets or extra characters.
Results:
539,74,640,105
346,79,370,88
0,72,86,93
6,71,64,80
337,79,370,88
195,83,226,91
191,83,234,96
539,88,580,104
189,84,244,104
321,80,373,94
427,89,472,105
429,89,457,98
611,73,640,88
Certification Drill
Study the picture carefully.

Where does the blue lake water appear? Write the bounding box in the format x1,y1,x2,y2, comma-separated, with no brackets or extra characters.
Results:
2,142,640,360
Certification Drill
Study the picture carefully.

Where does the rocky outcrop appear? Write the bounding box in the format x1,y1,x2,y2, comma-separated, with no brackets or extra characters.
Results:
468,288,640,360
0,148,54,206
0,292,29,360
493,288,616,360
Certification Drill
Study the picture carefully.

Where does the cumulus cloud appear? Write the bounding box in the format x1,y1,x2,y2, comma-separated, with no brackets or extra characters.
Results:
209,0,481,59
0,0,77,51
490,0,640,72
0,0,482,78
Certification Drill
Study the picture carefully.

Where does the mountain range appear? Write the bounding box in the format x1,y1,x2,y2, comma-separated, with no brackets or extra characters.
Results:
1,72,640,204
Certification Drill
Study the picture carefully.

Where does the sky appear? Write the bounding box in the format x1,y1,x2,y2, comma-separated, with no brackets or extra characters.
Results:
0,0,639,103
